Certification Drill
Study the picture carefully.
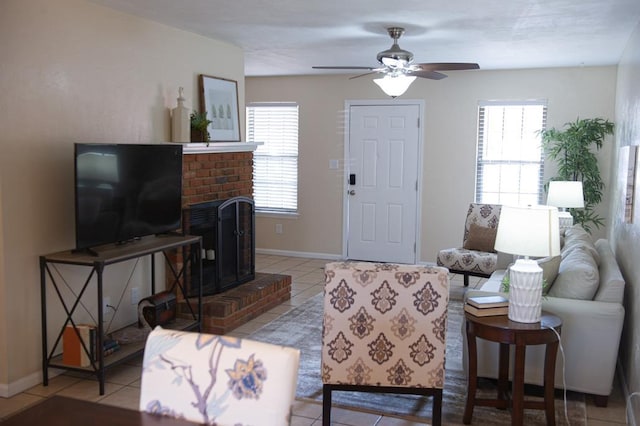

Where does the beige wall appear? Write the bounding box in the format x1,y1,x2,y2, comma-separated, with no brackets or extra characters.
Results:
0,0,244,395
0,179,6,387
611,20,640,415
247,67,617,262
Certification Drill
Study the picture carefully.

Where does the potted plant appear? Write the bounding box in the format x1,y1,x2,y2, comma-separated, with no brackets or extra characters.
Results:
190,111,212,143
540,117,614,233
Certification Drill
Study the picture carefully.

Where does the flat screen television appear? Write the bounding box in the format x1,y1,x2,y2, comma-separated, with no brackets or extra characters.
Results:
74,143,183,252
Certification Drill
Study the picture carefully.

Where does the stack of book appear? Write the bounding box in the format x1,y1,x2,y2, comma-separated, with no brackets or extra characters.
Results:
62,324,96,367
102,338,121,357
62,325,121,366
464,295,509,317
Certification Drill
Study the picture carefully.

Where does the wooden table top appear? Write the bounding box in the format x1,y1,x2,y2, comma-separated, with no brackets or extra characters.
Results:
464,311,562,345
2,395,203,426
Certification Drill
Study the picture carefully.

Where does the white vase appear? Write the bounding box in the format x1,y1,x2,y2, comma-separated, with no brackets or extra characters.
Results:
508,259,543,323
171,87,190,143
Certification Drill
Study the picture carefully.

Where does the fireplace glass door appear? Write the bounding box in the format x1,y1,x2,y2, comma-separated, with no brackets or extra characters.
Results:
185,197,255,296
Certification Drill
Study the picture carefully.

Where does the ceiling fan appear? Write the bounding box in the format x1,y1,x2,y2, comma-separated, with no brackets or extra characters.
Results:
313,27,479,96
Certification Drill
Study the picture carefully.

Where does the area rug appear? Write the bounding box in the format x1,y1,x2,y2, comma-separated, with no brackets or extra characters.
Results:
249,292,587,425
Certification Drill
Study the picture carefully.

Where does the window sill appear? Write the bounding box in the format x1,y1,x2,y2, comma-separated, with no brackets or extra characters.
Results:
256,211,299,219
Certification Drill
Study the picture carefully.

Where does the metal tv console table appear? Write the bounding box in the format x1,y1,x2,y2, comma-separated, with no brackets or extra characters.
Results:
40,234,202,395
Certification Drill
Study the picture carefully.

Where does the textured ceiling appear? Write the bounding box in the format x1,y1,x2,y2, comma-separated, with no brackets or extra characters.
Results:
90,0,640,77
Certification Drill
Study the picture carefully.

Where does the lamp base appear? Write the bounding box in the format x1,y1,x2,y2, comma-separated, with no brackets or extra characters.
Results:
558,211,574,235
508,259,543,323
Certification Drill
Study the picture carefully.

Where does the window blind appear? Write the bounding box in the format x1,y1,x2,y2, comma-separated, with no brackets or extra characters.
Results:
475,101,547,205
246,103,299,213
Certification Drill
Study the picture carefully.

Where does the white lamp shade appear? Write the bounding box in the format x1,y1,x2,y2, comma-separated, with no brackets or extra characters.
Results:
546,181,585,208
373,75,416,97
494,204,561,258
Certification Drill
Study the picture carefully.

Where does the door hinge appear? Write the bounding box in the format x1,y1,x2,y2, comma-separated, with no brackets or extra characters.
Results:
415,180,418,191
417,117,420,128
414,242,416,253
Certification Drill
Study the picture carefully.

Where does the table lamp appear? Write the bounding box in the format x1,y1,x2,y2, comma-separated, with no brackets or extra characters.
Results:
494,205,561,323
546,181,584,233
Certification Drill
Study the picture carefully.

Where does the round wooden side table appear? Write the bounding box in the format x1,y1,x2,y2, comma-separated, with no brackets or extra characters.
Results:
463,311,562,426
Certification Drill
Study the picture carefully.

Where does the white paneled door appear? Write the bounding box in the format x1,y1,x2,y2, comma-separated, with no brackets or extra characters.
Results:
346,103,421,263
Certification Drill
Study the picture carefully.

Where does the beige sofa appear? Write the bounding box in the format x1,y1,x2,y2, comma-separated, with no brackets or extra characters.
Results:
462,226,625,406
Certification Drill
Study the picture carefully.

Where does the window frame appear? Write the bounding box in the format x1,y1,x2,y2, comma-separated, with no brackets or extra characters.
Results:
246,102,299,215
475,100,548,206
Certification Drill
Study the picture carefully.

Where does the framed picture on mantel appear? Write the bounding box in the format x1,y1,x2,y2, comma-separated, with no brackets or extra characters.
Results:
198,74,240,142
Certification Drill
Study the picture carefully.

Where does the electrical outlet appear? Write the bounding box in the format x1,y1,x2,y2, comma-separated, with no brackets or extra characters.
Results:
131,287,141,305
275,223,283,234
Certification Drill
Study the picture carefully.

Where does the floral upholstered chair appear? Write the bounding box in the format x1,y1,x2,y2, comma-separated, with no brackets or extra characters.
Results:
437,203,503,286
322,262,449,426
139,327,300,426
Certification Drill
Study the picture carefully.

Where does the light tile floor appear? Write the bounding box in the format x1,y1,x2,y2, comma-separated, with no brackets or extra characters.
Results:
0,254,629,425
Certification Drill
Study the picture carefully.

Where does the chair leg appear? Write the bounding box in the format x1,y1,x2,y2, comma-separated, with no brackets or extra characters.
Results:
432,389,443,426
464,274,469,287
322,384,332,426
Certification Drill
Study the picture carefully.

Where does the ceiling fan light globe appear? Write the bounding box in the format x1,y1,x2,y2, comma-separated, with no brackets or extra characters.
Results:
373,75,416,97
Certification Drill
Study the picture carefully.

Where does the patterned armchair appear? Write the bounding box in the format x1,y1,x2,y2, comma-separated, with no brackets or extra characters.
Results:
139,327,300,426
437,203,502,286
322,262,449,426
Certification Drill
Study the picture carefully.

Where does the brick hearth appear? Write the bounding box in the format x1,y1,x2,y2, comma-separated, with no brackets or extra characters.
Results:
177,273,291,334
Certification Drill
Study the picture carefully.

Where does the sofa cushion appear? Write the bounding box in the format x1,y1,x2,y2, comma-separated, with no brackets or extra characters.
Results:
437,247,498,275
562,225,601,265
548,246,600,300
594,239,625,303
463,223,497,252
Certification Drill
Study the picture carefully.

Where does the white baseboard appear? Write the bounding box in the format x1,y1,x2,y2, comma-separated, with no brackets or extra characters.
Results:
255,248,437,267
0,370,49,398
255,248,342,260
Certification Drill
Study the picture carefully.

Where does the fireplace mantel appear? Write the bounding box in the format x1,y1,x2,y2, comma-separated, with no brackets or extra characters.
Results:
181,142,262,154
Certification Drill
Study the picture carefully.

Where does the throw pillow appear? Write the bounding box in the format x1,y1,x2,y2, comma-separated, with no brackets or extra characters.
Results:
548,246,599,300
463,223,497,252
562,225,601,265
537,255,562,294
564,224,590,240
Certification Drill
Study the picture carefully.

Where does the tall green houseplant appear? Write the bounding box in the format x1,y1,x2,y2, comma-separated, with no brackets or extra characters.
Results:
540,117,614,233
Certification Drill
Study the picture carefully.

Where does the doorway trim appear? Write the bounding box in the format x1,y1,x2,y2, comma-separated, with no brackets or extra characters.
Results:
341,99,425,263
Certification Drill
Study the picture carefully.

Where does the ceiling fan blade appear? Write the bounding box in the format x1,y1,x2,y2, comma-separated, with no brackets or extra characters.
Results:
414,62,480,71
312,66,376,70
348,71,381,80
409,70,448,80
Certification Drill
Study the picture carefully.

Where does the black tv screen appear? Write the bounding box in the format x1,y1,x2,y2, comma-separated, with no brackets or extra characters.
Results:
74,143,183,251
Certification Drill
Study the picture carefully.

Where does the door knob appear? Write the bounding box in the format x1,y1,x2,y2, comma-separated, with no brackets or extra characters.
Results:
348,190,356,195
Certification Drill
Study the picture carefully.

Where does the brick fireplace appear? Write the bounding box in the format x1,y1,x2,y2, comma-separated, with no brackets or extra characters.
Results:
181,149,254,206
175,143,291,334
